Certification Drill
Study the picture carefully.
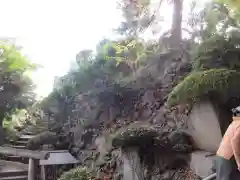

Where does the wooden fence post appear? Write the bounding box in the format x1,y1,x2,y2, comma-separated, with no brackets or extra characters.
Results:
28,158,36,180
41,165,46,180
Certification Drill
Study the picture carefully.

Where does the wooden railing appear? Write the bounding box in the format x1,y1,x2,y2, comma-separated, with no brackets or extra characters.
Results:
0,146,50,180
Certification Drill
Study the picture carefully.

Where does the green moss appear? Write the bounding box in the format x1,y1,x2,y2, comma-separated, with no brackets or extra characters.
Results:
167,68,240,107
112,125,159,148
58,167,96,180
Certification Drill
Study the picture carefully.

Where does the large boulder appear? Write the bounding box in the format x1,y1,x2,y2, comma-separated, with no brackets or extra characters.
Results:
26,131,59,150
188,100,231,152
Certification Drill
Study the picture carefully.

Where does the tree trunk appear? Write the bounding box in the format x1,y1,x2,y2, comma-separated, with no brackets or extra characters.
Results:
0,116,5,145
0,126,4,145
171,0,183,49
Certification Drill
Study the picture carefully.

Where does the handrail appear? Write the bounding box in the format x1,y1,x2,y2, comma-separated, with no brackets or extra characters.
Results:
0,146,50,160
203,173,216,180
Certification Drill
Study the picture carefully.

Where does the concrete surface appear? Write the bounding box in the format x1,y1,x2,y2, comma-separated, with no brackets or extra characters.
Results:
188,100,223,152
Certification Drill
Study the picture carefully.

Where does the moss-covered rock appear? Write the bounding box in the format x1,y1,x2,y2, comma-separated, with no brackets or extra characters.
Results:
167,68,240,107
26,131,59,150
58,167,98,180
112,123,159,149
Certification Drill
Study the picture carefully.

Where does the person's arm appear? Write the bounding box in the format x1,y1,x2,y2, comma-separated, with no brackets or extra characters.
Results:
231,126,240,169
217,122,235,159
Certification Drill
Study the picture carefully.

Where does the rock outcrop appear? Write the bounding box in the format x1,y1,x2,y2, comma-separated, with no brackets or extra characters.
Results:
62,50,201,180
26,131,70,150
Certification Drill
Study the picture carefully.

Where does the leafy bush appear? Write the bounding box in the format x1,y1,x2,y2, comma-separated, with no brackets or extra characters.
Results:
58,167,95,180
193,33,240,71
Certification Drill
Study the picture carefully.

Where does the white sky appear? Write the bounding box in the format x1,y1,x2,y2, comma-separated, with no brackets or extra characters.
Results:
0,0,210,99
0,0,122,99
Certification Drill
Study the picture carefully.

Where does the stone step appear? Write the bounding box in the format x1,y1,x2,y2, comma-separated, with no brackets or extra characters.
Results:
0,170,28,178
4,156,23,161
0,161,28,180
4,156,28,164
36,121,49,126
19,135,35,141
22,132,35,135
9,145,26,149
0,176,28,180
14,141,28,145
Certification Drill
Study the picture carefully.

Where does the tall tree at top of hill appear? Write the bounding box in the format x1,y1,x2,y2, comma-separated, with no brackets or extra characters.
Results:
170,0,183,49
116,0,153,37
117,0,184,50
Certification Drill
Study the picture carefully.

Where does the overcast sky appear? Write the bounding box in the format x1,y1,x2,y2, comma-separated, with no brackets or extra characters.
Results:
0,0,121,98
0,0,209,99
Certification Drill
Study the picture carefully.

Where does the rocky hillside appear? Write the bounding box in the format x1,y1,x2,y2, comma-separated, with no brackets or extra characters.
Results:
19,3,240,178
56,49,198,180
19,29,240,180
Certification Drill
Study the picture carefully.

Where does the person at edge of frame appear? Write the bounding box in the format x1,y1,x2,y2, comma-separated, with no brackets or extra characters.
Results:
215,108,240,180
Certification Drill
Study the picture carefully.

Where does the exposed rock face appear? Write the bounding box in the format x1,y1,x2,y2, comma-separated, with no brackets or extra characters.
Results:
42,51,203,179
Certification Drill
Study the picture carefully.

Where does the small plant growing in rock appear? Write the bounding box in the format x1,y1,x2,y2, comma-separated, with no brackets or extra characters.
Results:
58,167,94,180
112,124,159,149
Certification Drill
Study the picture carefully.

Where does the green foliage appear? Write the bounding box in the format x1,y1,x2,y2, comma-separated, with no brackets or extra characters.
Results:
185,1,239,44
0,41,37,128
168,5,240,108
0,44,37,72
58,167,95,180
167,69,240,107
193,32,240,71
217,0,240,11
3,109,27,130
103,38,157,71
116,0,153,36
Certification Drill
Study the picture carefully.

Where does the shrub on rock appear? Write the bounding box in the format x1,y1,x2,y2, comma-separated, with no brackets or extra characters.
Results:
111,122,161,149
58,167,96,180
112,126,159,149
167,69,240,107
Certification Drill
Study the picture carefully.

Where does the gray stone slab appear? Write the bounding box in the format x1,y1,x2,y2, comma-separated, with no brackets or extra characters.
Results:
39,151,79,165
0,160,28,172
188,100,223,152
190,151,215,179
